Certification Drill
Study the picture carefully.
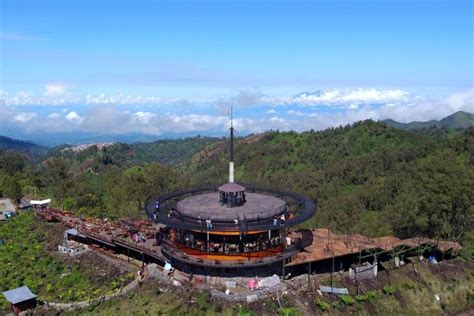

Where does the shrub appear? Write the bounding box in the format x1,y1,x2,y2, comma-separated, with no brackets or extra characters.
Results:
355,295,368,302
383,285,395,295
340,295,356,305
279,307,302,316
402,281,416,290
366,290,382,300
315,299,330,311
196,291,209,311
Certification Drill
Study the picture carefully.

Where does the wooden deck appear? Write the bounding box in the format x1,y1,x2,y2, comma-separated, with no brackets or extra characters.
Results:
286,228,462,267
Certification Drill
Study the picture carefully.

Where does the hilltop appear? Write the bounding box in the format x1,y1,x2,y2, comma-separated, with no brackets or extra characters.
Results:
46,136,221,176
382,111,474,133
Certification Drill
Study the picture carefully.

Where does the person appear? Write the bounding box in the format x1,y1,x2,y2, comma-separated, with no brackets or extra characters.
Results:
198,214,202,226
273,216,278,226
280,213,286,226
206,218,212,229
155,201,160,211
234,218,239,227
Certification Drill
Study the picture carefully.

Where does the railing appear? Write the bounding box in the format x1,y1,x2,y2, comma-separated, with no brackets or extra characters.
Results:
144,186,317,232
161,238,303,268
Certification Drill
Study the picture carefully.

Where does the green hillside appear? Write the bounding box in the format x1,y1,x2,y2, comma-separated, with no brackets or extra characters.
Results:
382,111,474,133
1,114,473,315
186,120,474,246
0,135,49,160
1,115,473,250
48,136,221,174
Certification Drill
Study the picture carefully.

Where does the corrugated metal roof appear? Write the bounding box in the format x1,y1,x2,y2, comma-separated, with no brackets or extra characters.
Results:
2,286,37,304
65,228,79,236
319,285,349,295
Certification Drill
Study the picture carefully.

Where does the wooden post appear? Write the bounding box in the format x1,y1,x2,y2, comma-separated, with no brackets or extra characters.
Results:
308,262,311,291
331,255,335,291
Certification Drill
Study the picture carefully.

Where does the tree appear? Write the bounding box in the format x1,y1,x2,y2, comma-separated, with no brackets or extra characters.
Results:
0,152,25,175
2,176,22,200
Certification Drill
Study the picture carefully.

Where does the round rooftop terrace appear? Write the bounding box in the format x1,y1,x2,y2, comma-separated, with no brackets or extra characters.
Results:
145,186,317,232
176,192,287,221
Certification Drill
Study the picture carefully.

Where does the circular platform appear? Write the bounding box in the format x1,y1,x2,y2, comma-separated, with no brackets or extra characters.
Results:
176,192,287,222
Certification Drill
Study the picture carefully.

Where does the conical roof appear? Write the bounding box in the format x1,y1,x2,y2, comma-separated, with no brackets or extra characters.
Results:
218,182,246,193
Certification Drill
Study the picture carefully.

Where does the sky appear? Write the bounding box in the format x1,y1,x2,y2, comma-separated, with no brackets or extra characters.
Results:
0,0,473,144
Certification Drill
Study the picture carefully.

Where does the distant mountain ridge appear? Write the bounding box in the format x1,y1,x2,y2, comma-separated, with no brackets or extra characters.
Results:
382,111,473,130
0,135,48,159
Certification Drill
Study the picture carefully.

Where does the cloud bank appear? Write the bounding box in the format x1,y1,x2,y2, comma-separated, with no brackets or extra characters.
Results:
0,87,472,142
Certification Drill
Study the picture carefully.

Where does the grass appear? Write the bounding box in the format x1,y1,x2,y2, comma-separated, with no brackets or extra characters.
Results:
72,281,234,316
306,258,473,315
0,211,133,313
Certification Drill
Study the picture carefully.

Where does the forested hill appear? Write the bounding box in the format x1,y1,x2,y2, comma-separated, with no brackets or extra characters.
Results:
382,111,474,132
0,115,473,256
48,136,221,172
0,135,48,159
185,120,474,248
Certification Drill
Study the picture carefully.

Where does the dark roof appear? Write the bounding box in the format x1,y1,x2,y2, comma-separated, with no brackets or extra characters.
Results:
218,182,246,193
19,197,31,209
2,286,37,304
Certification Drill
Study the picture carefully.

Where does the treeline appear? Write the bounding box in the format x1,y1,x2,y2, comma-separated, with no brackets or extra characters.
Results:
0,120,473,256
48,136,220,172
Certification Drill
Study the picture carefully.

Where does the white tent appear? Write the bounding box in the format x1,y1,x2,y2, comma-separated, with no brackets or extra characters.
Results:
30,199,51,206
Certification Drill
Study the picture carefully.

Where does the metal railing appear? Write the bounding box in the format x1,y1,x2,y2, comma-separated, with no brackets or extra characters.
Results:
161,239,302,268
144,186,317,232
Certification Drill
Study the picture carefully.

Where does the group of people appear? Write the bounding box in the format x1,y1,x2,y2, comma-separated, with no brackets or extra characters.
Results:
219,191,247,207
185,236,284,254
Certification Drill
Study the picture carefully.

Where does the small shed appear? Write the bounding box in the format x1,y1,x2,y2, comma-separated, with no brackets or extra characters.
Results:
2,286,38,314
18,196,32,209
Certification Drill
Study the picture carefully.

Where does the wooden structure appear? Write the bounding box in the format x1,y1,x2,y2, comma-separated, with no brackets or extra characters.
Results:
2,286,37,314
146,112,316,276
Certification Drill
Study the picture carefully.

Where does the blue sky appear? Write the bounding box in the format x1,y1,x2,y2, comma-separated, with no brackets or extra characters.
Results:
0,0,473,143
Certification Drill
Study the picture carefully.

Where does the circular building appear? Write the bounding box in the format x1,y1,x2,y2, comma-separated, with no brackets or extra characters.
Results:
145,117,316,276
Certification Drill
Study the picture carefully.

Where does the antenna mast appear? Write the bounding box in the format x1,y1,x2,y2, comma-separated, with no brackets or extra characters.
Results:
229,105,234,183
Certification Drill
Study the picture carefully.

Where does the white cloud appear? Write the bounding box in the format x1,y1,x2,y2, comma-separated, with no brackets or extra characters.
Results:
44,83,70,96
0,88,472,140
65,111,82,122
270,116,285,123
133,111,157,124
48,112,61,119
348,104,359,110
279,88,409,107
287,110,305,116
0,87,411,108
12,112,37,123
